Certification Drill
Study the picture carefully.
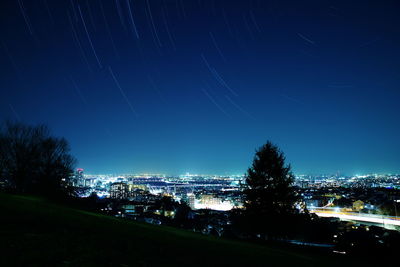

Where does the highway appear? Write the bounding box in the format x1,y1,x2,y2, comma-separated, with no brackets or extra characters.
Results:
309,207,400,228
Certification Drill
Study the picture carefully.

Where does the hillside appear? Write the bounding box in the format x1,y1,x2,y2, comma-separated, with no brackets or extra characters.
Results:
0,193,352,266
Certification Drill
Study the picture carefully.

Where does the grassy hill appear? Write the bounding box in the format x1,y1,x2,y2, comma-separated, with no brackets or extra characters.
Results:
0,193,355,266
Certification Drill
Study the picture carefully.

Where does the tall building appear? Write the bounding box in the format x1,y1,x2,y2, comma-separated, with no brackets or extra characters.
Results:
185,193,196,209
110,182,129,199
76,168,84,187
68,168,84,187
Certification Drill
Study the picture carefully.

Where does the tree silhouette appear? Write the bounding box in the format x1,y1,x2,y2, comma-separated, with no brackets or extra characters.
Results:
0,121,76,196
242,141,299,238
174,201,192,228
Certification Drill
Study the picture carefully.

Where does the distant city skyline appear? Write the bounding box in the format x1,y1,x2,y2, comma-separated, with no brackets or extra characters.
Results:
80,170,400,177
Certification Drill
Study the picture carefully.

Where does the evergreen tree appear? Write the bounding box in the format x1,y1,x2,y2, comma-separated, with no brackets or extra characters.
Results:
242,141,299,238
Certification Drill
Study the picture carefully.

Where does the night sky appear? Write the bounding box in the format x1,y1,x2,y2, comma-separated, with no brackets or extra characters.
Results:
1,0,399,175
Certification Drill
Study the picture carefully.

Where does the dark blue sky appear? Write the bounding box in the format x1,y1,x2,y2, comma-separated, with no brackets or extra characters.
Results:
1,0,399,175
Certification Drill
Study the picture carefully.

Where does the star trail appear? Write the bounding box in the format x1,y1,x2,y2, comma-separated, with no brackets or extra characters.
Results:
1,0,399,175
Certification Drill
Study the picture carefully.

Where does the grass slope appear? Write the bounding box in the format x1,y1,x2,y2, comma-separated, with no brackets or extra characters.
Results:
0,193,351,266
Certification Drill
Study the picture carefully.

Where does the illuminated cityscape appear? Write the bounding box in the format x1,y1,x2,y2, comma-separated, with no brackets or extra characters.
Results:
1,0,400,265
71,170,400,223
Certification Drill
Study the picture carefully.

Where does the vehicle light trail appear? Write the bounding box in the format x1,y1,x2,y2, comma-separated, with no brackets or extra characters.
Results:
309,208,400,227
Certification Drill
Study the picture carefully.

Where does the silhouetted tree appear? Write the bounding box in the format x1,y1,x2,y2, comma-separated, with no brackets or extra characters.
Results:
0,121,76,196
241,141,299,239
174,201,192,228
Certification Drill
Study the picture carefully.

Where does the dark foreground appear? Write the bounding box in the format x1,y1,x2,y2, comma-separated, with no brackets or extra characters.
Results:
0,193,363,266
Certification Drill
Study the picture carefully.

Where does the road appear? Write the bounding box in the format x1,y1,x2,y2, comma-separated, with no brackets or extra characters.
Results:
309,207,400,228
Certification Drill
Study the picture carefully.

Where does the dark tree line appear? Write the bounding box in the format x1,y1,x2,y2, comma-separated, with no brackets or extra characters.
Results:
0,121,76,197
